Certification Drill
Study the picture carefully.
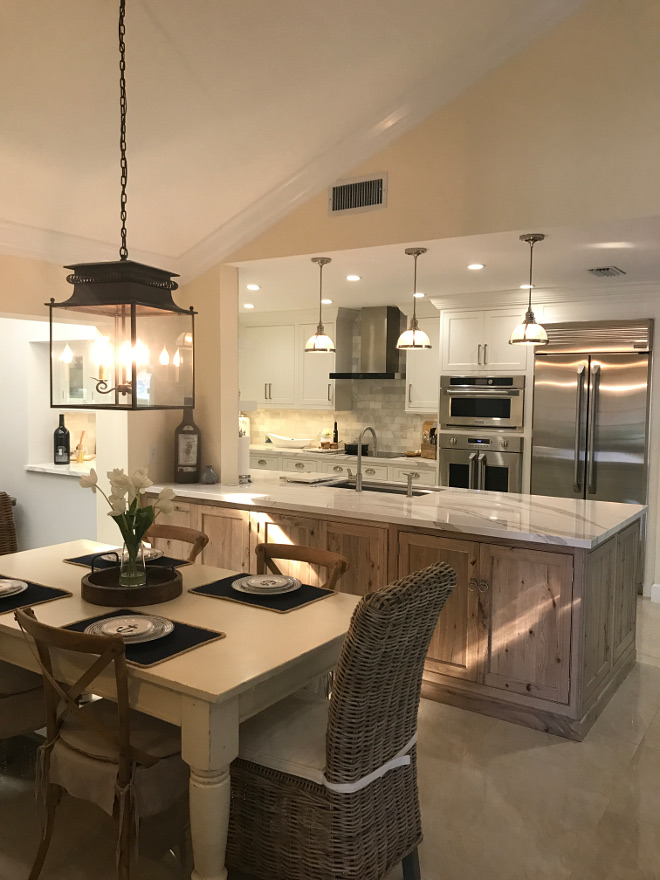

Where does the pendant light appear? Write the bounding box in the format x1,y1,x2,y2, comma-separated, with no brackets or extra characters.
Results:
397,247,431,349
509,233,548,346
305,257,336,352
47,0,197,410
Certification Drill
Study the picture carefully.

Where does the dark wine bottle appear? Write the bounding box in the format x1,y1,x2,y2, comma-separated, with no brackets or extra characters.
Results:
174,402,201,483
53,414,70,465
333,420,339,444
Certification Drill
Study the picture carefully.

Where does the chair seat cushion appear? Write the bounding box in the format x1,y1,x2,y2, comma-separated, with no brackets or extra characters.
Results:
0,659,42,696
238,691,329,784
48,699,188,818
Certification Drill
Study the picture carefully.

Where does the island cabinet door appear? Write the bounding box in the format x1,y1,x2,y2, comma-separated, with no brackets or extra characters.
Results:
480,544,573,704
322,520,389,597
196,505,252,573
397,532,484,682
250,511,325,585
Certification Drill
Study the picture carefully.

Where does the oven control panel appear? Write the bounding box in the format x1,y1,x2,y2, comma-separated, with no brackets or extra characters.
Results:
441,435,523,452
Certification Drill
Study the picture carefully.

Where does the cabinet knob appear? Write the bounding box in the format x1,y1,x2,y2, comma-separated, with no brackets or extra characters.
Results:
478,580,489,593
295,462,305,469
468,578,479,592
366,468,376,475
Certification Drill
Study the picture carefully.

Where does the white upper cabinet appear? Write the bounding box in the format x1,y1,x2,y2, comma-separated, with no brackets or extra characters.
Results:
440,308,528,373
297,322,336,408
239,324,296,407
405,316,440,413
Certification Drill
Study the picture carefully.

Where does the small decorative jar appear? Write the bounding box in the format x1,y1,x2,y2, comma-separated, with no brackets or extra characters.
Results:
200,464,219,484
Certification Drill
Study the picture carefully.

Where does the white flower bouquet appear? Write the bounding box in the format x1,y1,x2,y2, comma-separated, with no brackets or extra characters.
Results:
80,467,176,586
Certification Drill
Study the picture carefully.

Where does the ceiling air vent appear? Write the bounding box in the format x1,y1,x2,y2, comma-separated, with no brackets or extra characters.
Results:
588,266,626,277
329,174,388,215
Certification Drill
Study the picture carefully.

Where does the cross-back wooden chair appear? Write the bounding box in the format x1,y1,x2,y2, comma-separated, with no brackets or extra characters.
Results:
144,523,209,562
255,542,349,590
227,561,457,880
15,607,189,880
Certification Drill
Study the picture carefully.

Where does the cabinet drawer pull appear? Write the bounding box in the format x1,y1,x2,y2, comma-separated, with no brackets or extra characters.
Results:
264,383,268,400
483,343,488,365
333,465,343,472
478,580,489,593
366,468,376,475
408,384,413,403
173,504,186,512
328,383,332,402
477,343,482,365
295,462,305,469
268,383,272,399
469,578,479,592
258,459,267,465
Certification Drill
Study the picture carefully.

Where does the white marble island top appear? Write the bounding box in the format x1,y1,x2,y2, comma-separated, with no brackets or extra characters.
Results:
150,473,645,550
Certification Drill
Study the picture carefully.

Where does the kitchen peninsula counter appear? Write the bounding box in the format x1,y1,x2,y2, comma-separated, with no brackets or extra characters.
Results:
150,472,645,551
147,475,644,740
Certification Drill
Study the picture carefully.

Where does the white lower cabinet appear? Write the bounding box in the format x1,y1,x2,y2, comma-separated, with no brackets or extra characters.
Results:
318,460,353,477
250,452,281,470
389,464,437,486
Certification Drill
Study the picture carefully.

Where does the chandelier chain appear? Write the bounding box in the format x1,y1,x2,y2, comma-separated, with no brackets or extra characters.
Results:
119,0,128,260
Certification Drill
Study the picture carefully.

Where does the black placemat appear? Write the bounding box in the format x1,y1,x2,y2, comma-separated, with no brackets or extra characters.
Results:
63,608,225,668
0,578,71,614
64,552,191,570
190,574,333,613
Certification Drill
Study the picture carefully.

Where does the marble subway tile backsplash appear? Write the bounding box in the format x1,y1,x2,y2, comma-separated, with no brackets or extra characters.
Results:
246,379,433,452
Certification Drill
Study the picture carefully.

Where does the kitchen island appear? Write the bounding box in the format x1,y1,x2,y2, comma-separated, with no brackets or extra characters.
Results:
146,474,645,740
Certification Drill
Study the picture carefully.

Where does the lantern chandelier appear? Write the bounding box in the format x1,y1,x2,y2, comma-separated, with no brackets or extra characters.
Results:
47,0,196,410
396,247,431,350
305,257,336,353
509,233,548,346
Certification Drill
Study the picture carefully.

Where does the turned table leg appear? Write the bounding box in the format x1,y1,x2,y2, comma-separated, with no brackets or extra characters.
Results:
181,696,239,880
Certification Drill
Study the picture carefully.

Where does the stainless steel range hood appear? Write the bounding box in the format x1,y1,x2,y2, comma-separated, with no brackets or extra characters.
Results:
330,306,406,379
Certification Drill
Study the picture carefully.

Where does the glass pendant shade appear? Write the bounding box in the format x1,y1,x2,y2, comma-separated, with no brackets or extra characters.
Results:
48,0,197,410
397,247,431,350
509,233,548,347
306,257,335,353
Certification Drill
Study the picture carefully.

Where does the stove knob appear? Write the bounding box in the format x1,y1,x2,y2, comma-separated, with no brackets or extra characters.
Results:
450,437,457,446
500,439,508,448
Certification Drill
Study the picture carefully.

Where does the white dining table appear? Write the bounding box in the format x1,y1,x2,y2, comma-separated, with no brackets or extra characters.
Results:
0,539,361,880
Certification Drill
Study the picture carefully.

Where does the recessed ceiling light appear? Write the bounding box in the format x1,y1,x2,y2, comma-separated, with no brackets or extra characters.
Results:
467,263,485,270
321,298,333,305
520,284,535,289
246,283,260,291
413,292,424,298
244,303,255,309
346,275,360,282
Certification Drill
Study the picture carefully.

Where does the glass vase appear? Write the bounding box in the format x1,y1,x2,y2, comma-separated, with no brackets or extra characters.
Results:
119,541,147,588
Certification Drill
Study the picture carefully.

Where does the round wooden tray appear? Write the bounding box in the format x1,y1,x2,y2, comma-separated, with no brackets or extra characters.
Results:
81,567,183,607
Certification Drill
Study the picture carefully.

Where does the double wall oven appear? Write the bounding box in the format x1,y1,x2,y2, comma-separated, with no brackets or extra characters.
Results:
439,375,524,493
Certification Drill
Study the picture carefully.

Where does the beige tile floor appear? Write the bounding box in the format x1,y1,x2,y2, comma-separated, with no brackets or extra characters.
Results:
3,598,660,880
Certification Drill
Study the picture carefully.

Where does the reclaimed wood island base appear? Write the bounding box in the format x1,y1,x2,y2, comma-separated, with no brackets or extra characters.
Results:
147,475,645,741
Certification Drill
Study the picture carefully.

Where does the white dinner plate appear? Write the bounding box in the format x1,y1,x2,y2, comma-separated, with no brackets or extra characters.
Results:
232,575,301,596
0,579,28,598
84,614,174,643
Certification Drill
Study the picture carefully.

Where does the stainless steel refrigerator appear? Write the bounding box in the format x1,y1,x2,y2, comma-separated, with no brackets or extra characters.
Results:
531,321,652,504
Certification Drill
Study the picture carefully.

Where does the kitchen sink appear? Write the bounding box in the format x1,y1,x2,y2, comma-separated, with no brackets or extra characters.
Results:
327,479,433,497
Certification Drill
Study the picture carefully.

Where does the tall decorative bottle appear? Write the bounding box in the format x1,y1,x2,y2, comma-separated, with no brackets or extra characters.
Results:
53,414,70,465
174,401,201,483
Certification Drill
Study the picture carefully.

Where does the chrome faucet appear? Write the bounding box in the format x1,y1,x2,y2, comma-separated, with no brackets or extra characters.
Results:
355,426,378,492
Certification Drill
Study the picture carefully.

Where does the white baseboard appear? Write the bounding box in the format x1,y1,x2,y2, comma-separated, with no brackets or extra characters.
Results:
650,584,660,604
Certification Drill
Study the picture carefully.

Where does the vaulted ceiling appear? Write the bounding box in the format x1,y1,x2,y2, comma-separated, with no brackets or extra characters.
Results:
0,0,585,281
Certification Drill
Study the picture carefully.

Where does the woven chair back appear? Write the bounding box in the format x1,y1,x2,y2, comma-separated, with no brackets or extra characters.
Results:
0,492,18,555
325,561,456,786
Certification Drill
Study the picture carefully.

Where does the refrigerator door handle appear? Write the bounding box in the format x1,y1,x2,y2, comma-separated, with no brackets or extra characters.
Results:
477,453,486,490
587,363,600,494
468,452,478,489
573,365,585,492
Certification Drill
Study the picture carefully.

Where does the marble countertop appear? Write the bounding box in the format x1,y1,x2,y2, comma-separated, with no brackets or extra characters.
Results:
249,445,436,466
25,461,94,477
150,473,645,550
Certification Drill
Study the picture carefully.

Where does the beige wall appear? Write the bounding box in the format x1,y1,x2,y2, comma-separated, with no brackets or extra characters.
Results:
0,252,70,320
228,0,660,263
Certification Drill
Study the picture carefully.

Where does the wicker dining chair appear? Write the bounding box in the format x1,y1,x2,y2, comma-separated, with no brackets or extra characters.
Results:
227,560,457,880
15,607,189,880
255,542,349,589
0,491,18,555
143,523,209,562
